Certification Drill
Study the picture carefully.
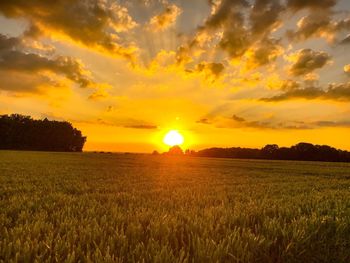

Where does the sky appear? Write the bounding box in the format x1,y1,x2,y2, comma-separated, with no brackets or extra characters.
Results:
1,0,350,152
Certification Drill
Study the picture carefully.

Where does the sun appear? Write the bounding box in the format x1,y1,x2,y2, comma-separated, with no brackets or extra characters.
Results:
163,130,184,147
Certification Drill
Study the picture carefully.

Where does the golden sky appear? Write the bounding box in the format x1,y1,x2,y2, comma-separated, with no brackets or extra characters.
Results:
1,0,350,152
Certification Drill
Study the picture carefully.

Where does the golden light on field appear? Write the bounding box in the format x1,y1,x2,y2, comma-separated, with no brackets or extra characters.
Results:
163,130,184,147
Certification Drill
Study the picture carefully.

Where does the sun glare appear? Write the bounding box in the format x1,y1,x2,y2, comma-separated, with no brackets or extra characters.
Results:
163,130,184,147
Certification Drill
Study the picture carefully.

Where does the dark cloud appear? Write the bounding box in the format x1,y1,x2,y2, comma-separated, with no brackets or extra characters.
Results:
196,62,225,78
0,52,92,88
0,34,21,50
205,0,248,29
261,82,350,101
247,38,283,68
333,18,350,32
287,13,332,41
250,0,284,36
287,0,337,10
230,115,312,129
197,109,350,130
279,79,301,91
0,71,57,93
0,0,137,59
219,24,251,58
124,124,158,129
231,115,350,130
202,0,251,59
232,115,246,122
314,120,350,127
287,12,350,43
340,34,350,45
0,34,94,93
196,118,211,124
289,49,331,76
177,0,287,68
77,118,158,129
261,87,324,101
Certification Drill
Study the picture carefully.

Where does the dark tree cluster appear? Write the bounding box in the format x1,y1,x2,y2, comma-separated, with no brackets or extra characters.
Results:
190,142,350,163
0,114,86,152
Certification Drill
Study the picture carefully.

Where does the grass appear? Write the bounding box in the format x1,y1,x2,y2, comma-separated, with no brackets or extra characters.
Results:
0,150,349,262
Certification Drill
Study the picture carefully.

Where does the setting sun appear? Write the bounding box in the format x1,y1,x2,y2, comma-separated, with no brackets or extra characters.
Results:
163,130,184,147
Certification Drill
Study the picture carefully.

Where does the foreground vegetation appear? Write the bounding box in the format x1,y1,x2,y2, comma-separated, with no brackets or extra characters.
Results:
0,151,349,262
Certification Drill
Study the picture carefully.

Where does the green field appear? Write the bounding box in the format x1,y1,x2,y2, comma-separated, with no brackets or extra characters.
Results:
0,151,349,262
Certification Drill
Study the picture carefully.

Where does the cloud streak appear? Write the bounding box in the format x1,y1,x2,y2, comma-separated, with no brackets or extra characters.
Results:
261,83,350,102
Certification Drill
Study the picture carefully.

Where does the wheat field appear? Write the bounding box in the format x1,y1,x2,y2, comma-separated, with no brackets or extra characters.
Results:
0,151,349,262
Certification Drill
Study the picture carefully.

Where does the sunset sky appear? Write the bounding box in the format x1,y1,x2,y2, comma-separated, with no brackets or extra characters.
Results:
1,0,350,152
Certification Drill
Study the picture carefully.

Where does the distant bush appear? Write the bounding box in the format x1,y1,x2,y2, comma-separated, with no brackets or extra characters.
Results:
0,114,86,152
163,146,184,156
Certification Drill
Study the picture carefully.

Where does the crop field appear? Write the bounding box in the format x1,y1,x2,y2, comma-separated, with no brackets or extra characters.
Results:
0,151,350,262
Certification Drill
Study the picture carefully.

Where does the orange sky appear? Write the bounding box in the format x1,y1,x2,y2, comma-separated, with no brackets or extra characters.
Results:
1,0,350,152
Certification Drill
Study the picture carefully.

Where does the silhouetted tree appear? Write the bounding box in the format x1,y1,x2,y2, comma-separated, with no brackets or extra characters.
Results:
0,114,86,152
165,146,184,156
188,143,350,163
152,150,159,155
261,144,279,159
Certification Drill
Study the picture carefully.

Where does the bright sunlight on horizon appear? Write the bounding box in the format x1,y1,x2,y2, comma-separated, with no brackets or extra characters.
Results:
163,130,184,147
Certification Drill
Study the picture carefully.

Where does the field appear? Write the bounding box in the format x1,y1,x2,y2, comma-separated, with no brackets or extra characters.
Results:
0,151,350,262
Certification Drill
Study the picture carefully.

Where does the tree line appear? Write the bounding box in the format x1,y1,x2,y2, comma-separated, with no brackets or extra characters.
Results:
188,143,350,162
0,114,86,152
162,143,350,162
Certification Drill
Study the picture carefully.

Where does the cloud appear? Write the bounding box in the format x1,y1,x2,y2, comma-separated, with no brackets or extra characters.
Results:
175,0,250,62
314,120,350,127
0,71,57,93
287,12,333,42
196,118,211,124
195,62,225,79
287,0,337,10
230,115,279,129
287,12,350,43
261,87,324,101
149,4,182,31
250,0,284,36
0,34,21,50
205,0,248,29
88,90,109,101
201,112,350,130
279,79,301,91
0,0,138,60
177,0,286,66
232,115,246,122
124,124,158,129
245,38,284,69
340,35,350,45
344,64,350,75
0,34,96,93
261,82,350,102
79,118,158,129
288,49,331,76
203,114,313,130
